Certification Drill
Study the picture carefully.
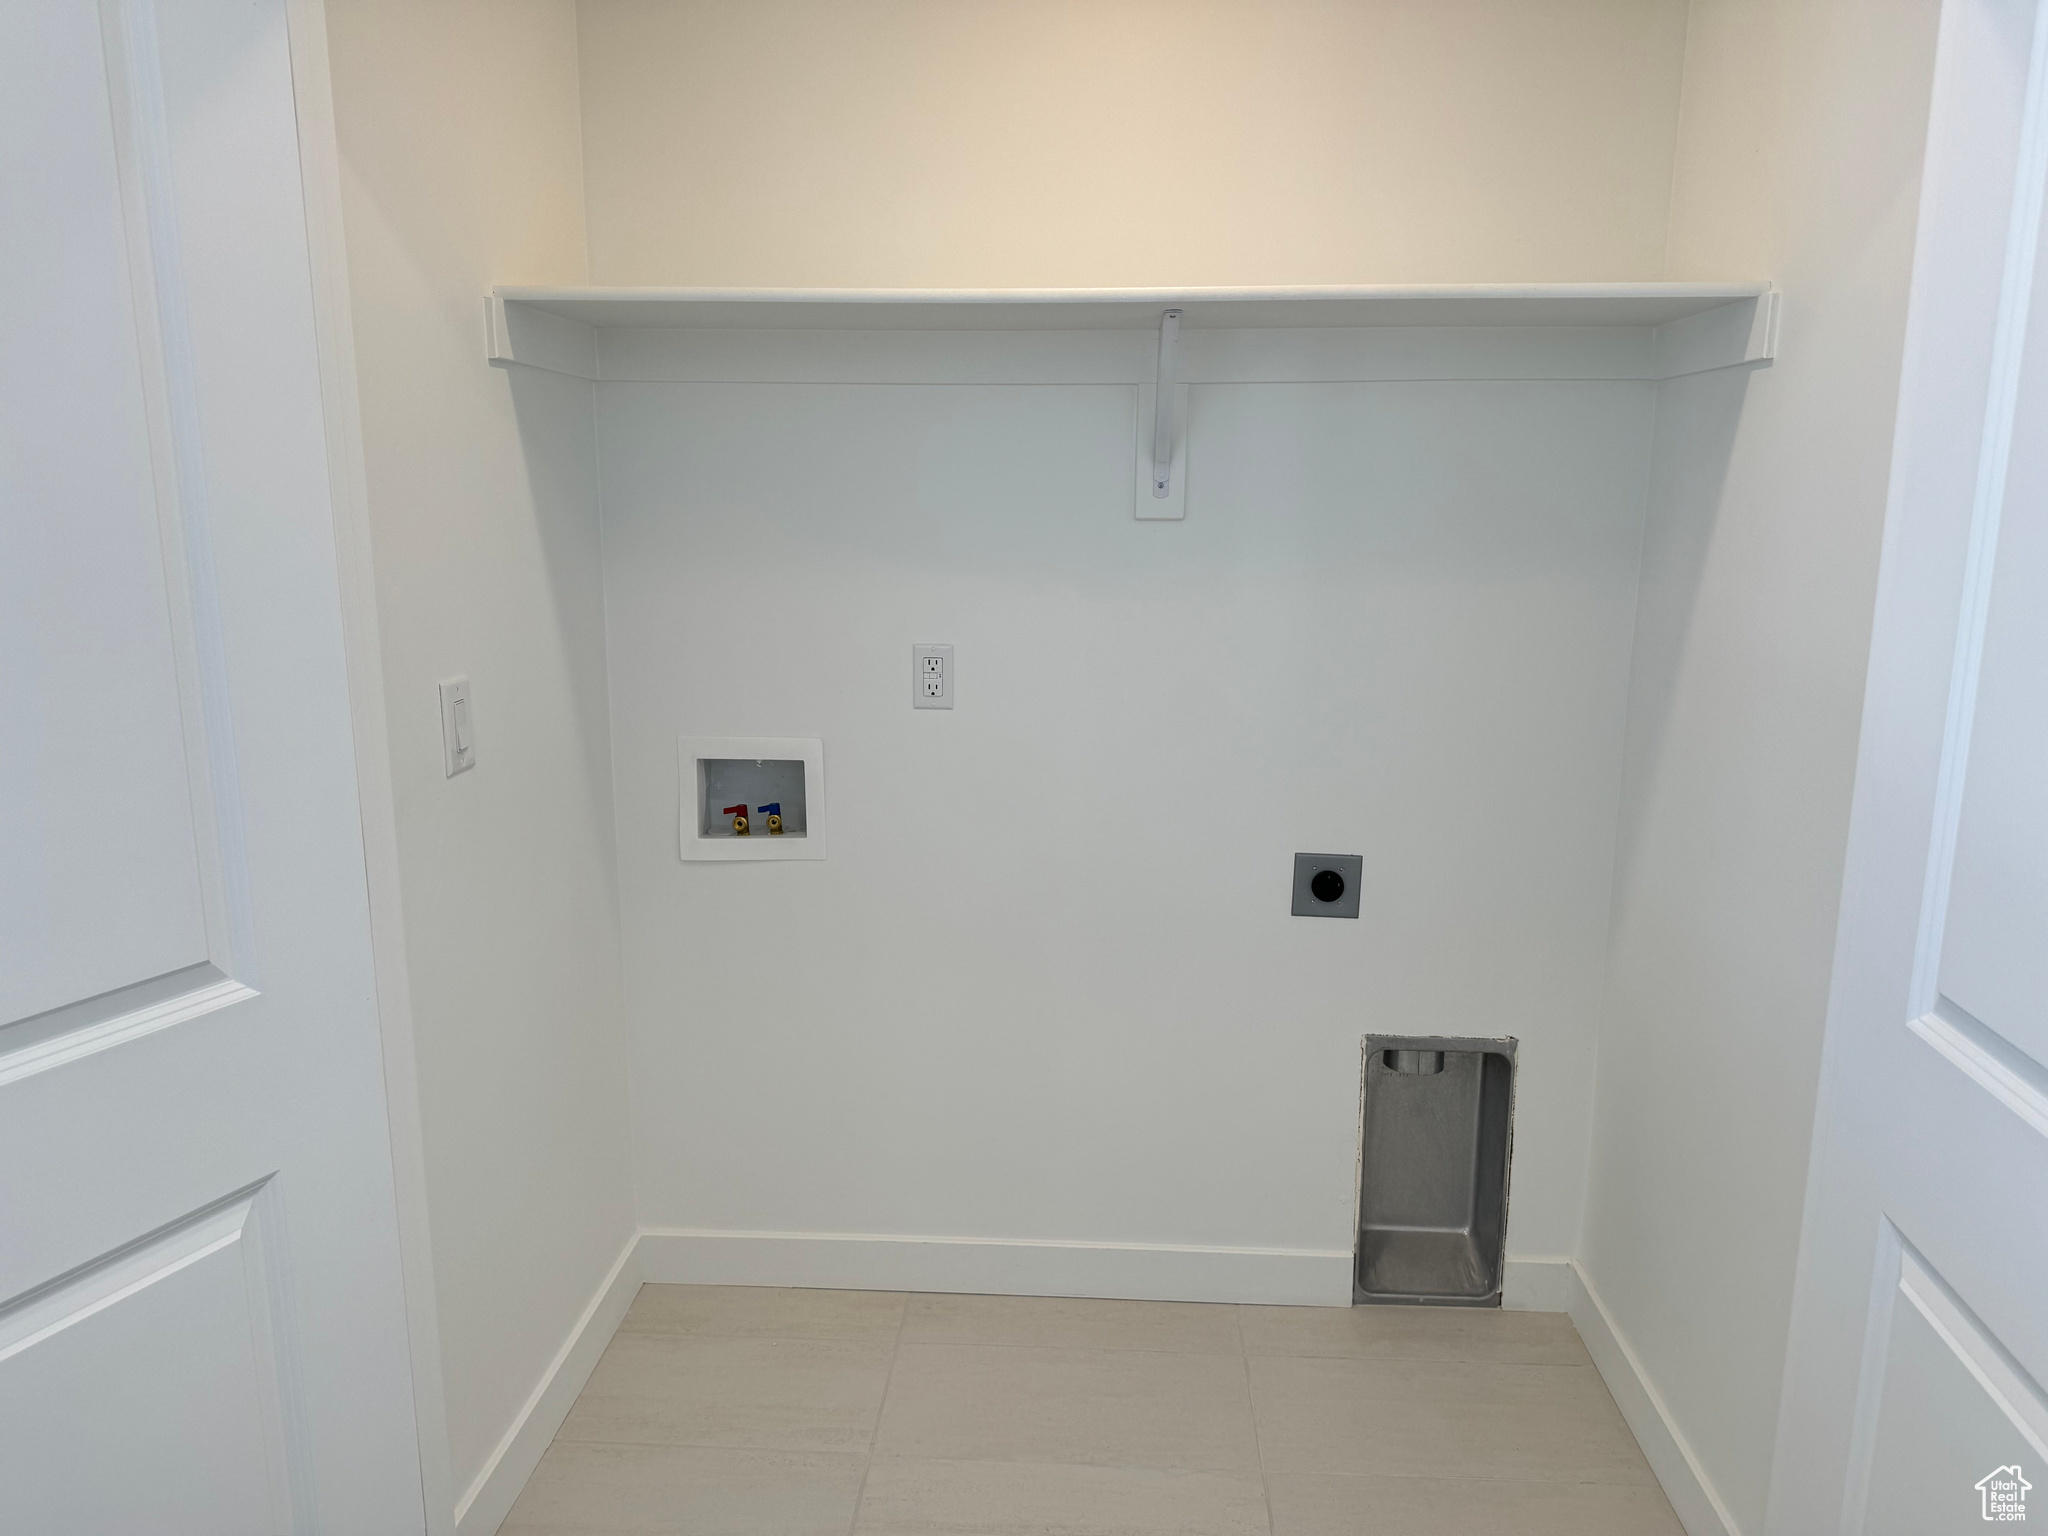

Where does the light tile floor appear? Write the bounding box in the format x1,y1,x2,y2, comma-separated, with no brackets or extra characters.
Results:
501,1286,1686,1536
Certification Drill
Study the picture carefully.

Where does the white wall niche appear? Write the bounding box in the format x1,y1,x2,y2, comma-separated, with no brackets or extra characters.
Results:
680,736,825,862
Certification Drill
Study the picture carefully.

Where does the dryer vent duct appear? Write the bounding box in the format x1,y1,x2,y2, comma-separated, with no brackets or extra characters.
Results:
1355,1035,1517,1307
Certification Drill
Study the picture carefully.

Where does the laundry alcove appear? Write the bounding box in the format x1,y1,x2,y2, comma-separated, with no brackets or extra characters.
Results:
319,3,1923,1530
473,277,1770,1280
390,276,1777,1524
468,280,1772,1307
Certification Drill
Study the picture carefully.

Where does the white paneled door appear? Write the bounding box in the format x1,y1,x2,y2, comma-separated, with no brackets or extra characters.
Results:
1770,2,2048,1533
0,2,427,1532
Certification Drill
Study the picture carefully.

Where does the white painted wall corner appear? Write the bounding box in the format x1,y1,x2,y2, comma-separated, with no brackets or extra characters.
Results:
1568,1261,1744,1536
1502,1256,1574,1312
453,1236,642,1536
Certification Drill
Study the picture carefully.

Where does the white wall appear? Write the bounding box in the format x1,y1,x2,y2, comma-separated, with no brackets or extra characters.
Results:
1579,1,1944,1529
571,0,1707,1302
600,369,1654,1291
324,0,636,1513
575,0,1690,288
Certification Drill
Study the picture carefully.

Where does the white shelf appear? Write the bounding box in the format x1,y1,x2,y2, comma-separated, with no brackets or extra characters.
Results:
484,282,1780,387
485,281,1782,524
493,281,1772,332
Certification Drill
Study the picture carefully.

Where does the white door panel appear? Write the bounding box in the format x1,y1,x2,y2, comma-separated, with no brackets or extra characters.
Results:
1940,297,2048,1062
0,1,426,1530
0,1188,296,1536
1770,2,2048,1531
0,0,213,1027
1890,1023,2048,1393
1863,1242,2047,1535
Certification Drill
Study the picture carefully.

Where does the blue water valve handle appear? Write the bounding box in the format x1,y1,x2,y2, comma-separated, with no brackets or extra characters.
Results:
758,802,785,834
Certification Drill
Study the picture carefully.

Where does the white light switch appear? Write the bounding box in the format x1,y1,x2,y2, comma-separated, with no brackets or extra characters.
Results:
912,644,953,709
439,676,475,776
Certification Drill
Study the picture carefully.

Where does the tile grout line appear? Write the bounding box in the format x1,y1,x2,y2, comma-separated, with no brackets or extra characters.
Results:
621,1329,1584,1366
843,1292,910,1536
542,1429,1658,1488
845,1335,1255,1359
885,1340,1243,1355
1238,1304,1279,1536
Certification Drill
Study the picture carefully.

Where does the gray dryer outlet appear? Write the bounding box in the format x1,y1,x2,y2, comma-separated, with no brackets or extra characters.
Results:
1291,853,1362,918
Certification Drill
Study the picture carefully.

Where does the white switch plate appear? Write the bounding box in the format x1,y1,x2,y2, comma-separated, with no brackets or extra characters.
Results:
912,644,954,709
439,676,475,776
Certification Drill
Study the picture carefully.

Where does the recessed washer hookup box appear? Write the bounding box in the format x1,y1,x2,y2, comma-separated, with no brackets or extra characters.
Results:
679,736,825,862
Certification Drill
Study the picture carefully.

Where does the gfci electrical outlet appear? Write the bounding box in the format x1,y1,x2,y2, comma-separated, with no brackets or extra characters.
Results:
439,676,475,776
912,644,954,709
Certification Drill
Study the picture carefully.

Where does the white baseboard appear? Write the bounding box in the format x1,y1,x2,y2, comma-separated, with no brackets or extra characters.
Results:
1568,1261,1744,1536
1503,1256,1573,1312
637,1227,1354,1305
453,1234,642,1536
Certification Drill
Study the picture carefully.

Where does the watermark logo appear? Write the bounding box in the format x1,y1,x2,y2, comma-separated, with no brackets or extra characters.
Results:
1978,1465,2031,1522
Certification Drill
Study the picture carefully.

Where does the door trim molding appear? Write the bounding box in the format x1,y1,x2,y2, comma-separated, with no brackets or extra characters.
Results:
279,0,457,1527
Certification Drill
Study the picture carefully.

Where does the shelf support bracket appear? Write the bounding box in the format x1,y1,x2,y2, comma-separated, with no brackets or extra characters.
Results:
483,291,599,379
1136,309,1187,519
1151,309,1182,496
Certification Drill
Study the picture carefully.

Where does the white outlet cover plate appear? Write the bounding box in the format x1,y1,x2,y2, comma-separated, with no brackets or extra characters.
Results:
913,643,954,709
679,735,825,861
